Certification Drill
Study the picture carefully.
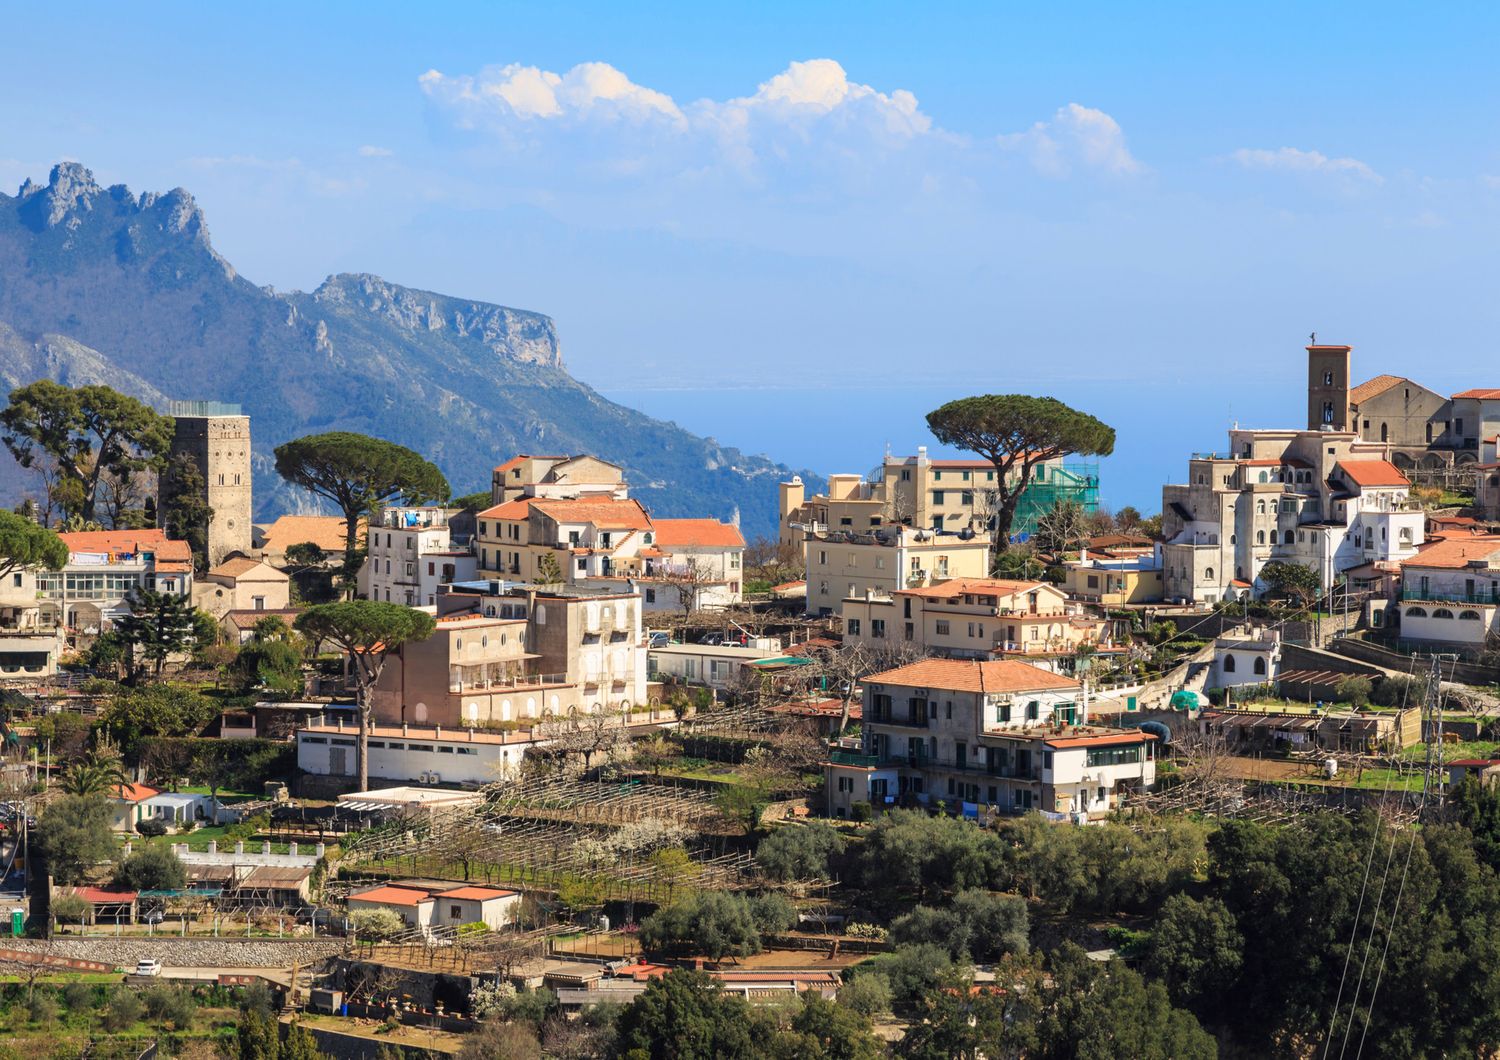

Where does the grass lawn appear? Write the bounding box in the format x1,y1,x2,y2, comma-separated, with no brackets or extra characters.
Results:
127,825,296,855
1400,740,1500,763
1345,767,1427,792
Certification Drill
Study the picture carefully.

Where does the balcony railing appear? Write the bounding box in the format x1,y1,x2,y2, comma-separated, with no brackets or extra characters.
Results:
448,672,568,693
867,712,929,729
1399,589,1498,605
828,751,881,768
875,753,1039,780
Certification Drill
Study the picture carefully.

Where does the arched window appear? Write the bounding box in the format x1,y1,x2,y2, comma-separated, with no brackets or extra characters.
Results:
1258,471,1269,483
1257,530,1266,545
1284,530,1295,544
1253,657,1267,675
1223,654,1236,673
1381,422,1389,442
1257,501,1265,514
1433,608,1455,620
1405,606,1428,618
1460,610,1482,621
1203,567,1215,582
1230,534,1237,544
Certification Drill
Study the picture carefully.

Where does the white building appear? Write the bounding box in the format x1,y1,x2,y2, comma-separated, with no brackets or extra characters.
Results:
1212,629,1282,689
361,507,477,607
1391,533,1500,651
347,882,520,934
825,658,1156,821
649,640,786,690
297,721,540,786
1161,428,1424,604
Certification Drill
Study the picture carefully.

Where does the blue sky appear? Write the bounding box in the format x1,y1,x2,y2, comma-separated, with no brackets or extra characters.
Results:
3,2,1499,506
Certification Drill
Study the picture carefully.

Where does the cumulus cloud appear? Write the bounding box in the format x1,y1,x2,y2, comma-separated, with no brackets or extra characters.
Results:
419,61,686,128
998,103,1142,177
1230,146,1382,183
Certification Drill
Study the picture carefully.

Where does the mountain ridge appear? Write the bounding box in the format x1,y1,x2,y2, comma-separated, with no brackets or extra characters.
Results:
0,163,815,534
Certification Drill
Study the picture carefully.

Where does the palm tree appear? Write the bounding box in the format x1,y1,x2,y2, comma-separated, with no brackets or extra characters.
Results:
60,753,129,797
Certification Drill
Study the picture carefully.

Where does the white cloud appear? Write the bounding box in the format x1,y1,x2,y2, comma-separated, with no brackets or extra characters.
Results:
419,61,686,128
998,103,1141,177
1230,146,1382,183
358,145,393,158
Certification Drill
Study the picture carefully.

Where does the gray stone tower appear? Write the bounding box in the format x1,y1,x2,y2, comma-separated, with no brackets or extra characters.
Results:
164,401,252,567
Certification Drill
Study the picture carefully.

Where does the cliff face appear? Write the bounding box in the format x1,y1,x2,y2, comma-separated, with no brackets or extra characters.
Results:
0,163,812,533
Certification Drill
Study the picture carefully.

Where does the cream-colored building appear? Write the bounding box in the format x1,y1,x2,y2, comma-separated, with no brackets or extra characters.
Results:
592,517,746,613
490,454,627,505
195,556,290,620
825,658,1155,820
42,530,194,632
840,578,1115,666
802,525,991,617
476,496,656,585
1161,427,1424,604
253,515,365,568
779,446,1073,549
0,563,66,678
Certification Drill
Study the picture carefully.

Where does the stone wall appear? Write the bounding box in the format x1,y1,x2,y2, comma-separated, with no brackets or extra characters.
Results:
6,937,345,969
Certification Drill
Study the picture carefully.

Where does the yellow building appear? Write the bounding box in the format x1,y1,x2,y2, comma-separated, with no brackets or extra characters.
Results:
1059,554,1164,605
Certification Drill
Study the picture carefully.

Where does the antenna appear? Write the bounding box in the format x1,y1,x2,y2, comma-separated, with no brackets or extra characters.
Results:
1310,331,1317,345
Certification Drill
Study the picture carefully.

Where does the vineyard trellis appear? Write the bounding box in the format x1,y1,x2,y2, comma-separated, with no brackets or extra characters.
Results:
340,775,761,908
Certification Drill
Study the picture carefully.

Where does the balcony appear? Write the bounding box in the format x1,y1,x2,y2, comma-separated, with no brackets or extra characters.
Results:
867,712,929,729
828,751,881,768
1400,588,1498,605
876,753,1039,780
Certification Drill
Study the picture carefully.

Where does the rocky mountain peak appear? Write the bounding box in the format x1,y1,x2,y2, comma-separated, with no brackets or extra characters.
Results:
18,161,104,227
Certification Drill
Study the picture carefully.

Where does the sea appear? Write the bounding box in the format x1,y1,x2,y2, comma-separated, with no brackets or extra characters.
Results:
599,378,1294,516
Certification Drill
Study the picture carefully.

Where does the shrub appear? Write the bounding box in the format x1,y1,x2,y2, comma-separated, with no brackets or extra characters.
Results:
51,893,90,923
102,988,144,1032
847,942,953,1011
845,921,888,941
135,817,169,837
27,992,59,1026
469,980,517,1020
141,983,197,1029
61,981,95,1013
1334,675,1373,707
746,892,797,935
850,801,873,823
837,973,892,1017
114,845,186,891
756,823,846,881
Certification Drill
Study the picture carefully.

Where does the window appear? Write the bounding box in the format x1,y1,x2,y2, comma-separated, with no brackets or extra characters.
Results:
1253,656,1267,674
645,588,656,603
935,620,950,635
998,702,1012,723
1223,654,1236,673
1086,745,1142,766
1284,530,1295,544
932,490,945,505
847,619,861,636
9,574,18,588
1432,608,1455,619
1026,700,1039,721
1324,370,1334,385
1405,606,1428,618
1203,567,1214,582
1460,611,1482,621
871,619,886,639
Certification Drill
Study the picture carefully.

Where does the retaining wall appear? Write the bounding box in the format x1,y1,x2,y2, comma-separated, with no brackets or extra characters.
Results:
6,937,345,969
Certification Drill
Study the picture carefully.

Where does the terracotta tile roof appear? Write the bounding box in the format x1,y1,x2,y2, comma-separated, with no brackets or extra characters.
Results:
155,560,193,573
209,556,279,579
58,529,192,563
349,885,433,907
867,658,1079,694
434,886,518,901
1402,534,1500,570
300,723,546,745
532,497,652,530
897,578,1047,599
1044,730,1157,749
1349,374,1405,406
477,497,536,520
651,518,745,549
255,515,363,555
110,782,159,803
1335,460,1409,488
1453,388,1500,400
65,885,138,904
1448,759,1500,769
773,580,805,591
